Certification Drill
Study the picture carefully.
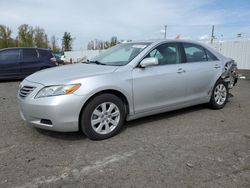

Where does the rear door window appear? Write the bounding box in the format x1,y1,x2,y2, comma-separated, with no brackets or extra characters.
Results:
0,49,20,62
23,49,38,60
205,49,218,61
183,43,207,62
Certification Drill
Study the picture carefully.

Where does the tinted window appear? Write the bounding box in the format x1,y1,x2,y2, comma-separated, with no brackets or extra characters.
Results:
183,43,207,62
147,43,180,65
0,49,20,62
205,49,218,61
23,49,38,59
38,49,49,58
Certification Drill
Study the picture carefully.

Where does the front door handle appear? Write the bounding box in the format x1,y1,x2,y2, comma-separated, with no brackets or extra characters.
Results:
177,68,186,73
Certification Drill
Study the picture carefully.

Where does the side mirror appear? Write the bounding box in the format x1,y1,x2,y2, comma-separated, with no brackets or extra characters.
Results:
140,57,158,68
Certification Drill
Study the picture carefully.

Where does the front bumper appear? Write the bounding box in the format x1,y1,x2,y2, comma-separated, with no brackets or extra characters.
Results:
18,80,88,132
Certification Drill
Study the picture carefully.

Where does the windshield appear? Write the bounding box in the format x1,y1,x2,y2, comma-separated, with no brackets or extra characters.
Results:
90,42,150,66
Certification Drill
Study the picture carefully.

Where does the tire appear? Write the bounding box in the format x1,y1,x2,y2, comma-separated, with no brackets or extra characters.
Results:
80,94,126,140
209,79,229,109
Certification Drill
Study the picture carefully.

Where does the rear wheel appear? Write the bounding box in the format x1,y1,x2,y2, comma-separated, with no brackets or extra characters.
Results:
209,80,228,109
80,94,126,140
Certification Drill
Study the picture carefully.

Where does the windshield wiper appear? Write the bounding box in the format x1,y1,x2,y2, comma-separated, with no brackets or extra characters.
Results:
81,59,91,63
86,60,107,65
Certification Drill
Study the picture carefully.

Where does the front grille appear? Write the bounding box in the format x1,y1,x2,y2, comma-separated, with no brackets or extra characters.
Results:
19,86,36,98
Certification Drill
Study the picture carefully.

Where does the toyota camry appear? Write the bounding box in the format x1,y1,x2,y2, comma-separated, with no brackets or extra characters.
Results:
18,40,238,140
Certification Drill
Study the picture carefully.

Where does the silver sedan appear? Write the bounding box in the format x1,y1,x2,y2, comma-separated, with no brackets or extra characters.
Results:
18,40,238,140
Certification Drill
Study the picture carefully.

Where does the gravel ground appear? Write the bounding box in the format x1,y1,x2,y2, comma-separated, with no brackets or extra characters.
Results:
0,80,250,188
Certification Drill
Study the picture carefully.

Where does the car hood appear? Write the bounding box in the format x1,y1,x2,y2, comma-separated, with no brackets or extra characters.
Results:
25,63,119,85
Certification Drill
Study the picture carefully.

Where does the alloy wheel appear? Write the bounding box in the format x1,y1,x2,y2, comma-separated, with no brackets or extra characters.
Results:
91,102,120,135
214,84,227,105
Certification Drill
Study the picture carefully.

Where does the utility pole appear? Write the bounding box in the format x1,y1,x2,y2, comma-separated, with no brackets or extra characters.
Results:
210,25,215,44
164,25,167,39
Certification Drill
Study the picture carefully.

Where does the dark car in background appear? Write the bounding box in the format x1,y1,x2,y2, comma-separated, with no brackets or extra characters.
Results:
0,48,57,80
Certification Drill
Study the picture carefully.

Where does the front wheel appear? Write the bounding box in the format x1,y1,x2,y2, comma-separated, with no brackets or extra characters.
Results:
209,80,229,109
80,94,126,140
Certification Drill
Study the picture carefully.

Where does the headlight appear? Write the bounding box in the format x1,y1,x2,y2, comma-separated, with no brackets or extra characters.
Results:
35,84,81,98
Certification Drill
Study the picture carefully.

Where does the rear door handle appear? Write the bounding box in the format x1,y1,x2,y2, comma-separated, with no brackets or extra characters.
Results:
214,64,221,69
177,68,186,73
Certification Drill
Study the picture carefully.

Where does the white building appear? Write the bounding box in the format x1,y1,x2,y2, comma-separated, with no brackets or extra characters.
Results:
209,40,250,70
64,50,104,63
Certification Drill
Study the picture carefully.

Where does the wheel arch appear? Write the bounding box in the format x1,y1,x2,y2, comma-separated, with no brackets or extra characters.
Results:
78,89,130,131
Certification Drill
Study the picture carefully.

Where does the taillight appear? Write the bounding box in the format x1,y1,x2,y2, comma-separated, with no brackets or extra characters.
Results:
50,57,57,64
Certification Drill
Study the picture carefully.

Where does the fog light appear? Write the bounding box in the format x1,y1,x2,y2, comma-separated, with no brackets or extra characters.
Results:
40,119,52,125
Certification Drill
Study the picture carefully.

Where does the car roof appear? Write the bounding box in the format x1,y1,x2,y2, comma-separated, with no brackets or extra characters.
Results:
130,39,205,45
126,39,226,61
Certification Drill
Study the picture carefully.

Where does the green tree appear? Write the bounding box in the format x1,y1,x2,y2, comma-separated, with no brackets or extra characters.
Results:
94,39,103,50
17,24,34,47
62,32,73,51
87,40,94,50
51,35,61,53
44,34,49,48
104,41,110,49
110,36,118,47
87,37,120,50
33,27,49,48
0,25,15,48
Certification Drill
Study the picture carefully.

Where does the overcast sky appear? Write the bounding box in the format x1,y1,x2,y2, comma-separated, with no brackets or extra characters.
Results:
1,0,250,50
